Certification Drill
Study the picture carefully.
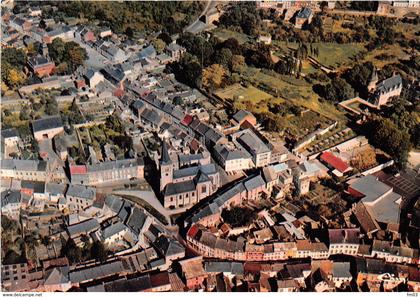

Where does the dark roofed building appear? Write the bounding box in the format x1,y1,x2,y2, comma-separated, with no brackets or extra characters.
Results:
32,116,64,141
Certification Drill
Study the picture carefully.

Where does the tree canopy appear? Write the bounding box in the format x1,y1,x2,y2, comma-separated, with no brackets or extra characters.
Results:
363,116,412,169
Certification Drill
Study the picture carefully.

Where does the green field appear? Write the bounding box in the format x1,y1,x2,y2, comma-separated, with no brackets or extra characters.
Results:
273,41,365,69
214,83,274,112
237,66,346,121
213,28,253,44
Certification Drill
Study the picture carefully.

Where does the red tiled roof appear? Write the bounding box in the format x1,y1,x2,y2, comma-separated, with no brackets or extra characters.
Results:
181,114,193,126
70,165,87,175
187,224,200,239
320,152,350,173
43,257,69,270
150,271,170,288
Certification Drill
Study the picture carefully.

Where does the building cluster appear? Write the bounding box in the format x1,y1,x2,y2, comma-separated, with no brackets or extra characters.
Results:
1,1,419,293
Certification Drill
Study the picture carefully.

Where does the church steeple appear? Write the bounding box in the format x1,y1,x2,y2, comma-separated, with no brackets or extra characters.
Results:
160,141,173,191
161,141,171,166
368,67,379,92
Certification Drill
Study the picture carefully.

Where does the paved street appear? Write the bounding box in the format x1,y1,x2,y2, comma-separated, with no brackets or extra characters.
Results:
184,0,217,34
112,189,191,224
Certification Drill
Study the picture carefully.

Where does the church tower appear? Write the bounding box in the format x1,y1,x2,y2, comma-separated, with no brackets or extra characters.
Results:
368,67,379,92
160,141,173,191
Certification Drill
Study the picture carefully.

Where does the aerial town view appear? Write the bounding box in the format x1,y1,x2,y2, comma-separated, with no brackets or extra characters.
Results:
0,0,419,294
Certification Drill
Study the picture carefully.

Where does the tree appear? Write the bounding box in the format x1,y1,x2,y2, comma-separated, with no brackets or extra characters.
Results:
45,97,59,115
1,48,27,70
61,238,82,264
244,43,273,69
350,148,377,170
152,38,166,54
90,241,107,263
321,77,355,102
48,38,66,64
158,32,172,45
105,114,125,134
231,55,245,72
202,64,227,90
172,96,183,106
344,62,374,97
178,33,214,67
125,27,134,39
221,207,256,227
5,68,26,88
65,41,88,71
364,116,412,169
213,48,233,69
170,53,202,88
222,38,242,55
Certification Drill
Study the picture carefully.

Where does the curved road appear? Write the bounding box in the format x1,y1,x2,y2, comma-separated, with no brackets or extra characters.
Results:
184,0,217,34
113,189,191,224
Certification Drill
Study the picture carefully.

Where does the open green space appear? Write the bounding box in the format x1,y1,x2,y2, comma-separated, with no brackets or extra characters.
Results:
212,28,253,44
273,41,365,69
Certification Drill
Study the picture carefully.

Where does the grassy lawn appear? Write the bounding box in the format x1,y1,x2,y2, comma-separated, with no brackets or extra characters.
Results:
1,112,28,129
212,28,253,44
362,43,411,69
273,41,365,69
237,66,346,121
214,83,274,112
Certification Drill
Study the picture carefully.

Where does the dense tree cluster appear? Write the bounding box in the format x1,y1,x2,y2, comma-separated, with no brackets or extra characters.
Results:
221,207,256,228
343,62,374,98
41,1,203,35
315,77,355,102
61,238,108,264
1,48,27,89
363,116,412,169
219,2,260,35
47,38,87,74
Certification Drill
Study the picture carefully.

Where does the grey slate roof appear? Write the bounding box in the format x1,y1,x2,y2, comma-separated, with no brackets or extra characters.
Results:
118,200,133,223
237,129,270,155
87,159,142,172
69,261,126,283
66,184,96,200
332,262,351,278
126,207,147,235
214,144,247,161
1,190,22,206
1,128,18,139
376,75,402,94
233,110,253,124
132,100,145,111
161,141,171,165
296,7,312,19
102,222,127,240
21,180,45,193
164,180,196,196
166,43,182,52
349,175,391,203
1,159,47,171
67,218,100,237
44,266,69,285
46,182,67,195
154,236,185,257
244,175,265,191
141,108,162,126
172,164,216,180
105,195,124,214
205,262,244,274
137,45,156,60
32,116,63,133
